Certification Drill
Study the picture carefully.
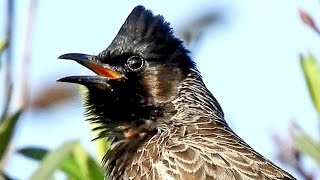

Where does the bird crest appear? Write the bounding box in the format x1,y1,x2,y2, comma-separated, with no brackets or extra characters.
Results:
115,6,172,43
101,5,189,61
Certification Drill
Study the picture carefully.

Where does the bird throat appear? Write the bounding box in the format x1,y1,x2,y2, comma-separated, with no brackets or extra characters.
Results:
120,120,158,140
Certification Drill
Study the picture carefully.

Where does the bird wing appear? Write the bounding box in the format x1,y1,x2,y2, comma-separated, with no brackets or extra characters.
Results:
157,118,296,180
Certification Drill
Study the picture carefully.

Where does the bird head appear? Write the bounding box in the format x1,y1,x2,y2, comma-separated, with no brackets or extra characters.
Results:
58,6,196,140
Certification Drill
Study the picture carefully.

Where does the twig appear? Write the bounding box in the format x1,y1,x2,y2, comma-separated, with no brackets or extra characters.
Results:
19,0,37,109
273,122,317,180
0,0,14,121
299,9,320,35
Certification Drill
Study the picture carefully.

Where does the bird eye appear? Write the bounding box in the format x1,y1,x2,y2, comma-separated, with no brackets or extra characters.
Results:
126,56,144,71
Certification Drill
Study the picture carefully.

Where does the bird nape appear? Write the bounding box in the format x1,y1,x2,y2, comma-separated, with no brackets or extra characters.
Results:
58,5,296,180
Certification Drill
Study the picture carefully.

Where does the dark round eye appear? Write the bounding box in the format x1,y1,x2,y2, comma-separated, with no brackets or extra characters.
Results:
126,56,144,71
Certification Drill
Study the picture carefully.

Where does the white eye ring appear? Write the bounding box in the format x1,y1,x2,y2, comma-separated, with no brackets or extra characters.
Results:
127,56,145,71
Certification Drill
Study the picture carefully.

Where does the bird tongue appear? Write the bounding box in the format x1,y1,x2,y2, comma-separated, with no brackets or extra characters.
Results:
85,63,121,79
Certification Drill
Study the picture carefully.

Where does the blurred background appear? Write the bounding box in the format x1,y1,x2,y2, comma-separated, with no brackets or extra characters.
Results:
0,0,320,179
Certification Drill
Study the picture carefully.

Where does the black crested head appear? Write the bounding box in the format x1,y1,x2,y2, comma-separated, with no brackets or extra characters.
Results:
58,5,222,141
57,5,194,140
58,5,224,178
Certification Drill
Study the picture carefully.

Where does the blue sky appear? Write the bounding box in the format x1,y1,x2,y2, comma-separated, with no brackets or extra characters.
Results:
1,0,320,179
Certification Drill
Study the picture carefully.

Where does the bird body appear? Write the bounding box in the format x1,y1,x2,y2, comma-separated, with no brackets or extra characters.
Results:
59,5,296,180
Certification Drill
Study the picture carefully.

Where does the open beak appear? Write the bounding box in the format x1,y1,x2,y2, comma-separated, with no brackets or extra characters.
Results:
57,53,122,87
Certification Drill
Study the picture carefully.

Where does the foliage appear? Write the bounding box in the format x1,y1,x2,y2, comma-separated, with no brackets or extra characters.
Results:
294,133,320,166
0,39,8,67
293,53,320,166
300,54,320,115
0,110,22,162
276,9,320,180
22,140,104,180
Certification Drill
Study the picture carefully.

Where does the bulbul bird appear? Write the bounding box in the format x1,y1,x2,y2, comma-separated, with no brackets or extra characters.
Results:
58,5,296,180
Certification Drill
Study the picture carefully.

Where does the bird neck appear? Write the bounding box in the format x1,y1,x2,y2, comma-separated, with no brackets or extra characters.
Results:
170,68,224,124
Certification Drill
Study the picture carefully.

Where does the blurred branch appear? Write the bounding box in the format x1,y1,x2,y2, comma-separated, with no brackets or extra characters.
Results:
19,0,38,109
176,8,225,53
291,123,317,180
273,122,315,180
1,0,14,122
299,9,320,35
29,85,75,110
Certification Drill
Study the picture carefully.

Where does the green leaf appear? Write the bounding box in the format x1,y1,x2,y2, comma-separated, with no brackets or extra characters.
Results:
300,54,320,116
72,144,104,180
30,140,78,180
18,147,81,179
86,154,104,180
17,147,83,179
18,147,47,160
0,38,8,68
20,144,103,180
0,110,22,161
294,132,320,166
0,39,7,54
